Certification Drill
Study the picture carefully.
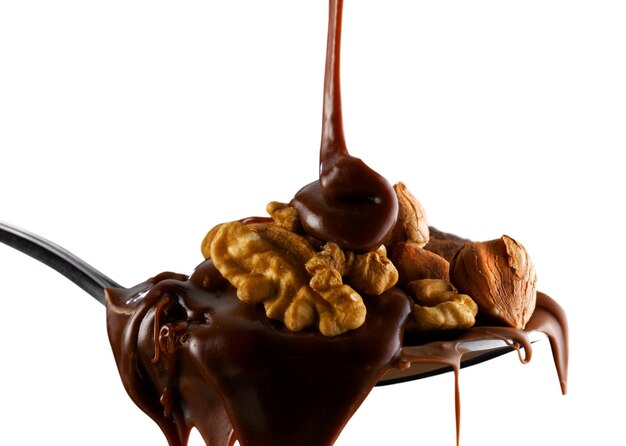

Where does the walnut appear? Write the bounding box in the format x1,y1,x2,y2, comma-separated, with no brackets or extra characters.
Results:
406,279,478,331
306,242,346,292
306,243,398,296
208,221,366,336
345,245,398,295
385,182,429,247
450,235,537,329
200,223,224,259
266,201,303,233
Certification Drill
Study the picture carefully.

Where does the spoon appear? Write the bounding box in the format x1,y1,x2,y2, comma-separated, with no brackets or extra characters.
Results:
0,220,545,386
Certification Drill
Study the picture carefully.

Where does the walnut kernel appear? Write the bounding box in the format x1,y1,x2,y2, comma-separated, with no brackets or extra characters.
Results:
406,279,478,331
208,221,366,336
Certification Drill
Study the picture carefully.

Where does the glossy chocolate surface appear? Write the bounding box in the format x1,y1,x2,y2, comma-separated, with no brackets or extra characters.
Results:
292,0,397,253
106,260,411,446
106,261,568,446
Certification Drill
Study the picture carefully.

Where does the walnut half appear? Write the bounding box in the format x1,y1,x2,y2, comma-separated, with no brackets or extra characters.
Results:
406,279,478,331
207,221,371,336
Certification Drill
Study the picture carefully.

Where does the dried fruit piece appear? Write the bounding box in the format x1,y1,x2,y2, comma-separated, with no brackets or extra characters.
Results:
450,235,537,329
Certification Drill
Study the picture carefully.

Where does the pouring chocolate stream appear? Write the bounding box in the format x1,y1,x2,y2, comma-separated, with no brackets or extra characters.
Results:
292,0,398,252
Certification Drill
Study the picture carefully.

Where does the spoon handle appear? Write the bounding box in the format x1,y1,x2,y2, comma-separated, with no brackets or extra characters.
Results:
0,221,120,304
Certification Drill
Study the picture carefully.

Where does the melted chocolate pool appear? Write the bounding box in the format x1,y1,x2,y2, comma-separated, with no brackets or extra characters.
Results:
106,260,411,446
106,262,567,446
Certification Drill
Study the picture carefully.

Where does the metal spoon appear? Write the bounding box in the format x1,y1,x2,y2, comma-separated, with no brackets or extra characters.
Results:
0,220,545,385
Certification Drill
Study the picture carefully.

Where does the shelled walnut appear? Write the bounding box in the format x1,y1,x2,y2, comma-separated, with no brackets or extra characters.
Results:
204,214,398,336
406,279,477,331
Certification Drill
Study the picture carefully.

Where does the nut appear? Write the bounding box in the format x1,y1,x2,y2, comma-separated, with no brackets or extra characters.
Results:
344,245,399,295
200,223,224,259
406,279,477,331
424,226,470,262
307,243,398,296
208,221,366,336
266,201,303,233
450,235,537,329
385,182,429,247
246,222,315,263
306,242,347,292
388,242,449,286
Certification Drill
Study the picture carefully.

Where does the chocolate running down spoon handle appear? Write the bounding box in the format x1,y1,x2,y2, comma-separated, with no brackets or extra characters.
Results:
0,220,121,304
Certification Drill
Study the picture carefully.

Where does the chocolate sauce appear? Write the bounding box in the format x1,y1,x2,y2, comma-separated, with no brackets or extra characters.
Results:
396,292,568,446
106,261,568,446
292,0,398,253
527,292,569,395
106,260,411,446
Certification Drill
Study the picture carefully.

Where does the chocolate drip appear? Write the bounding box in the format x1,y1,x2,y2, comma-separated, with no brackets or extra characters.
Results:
106,260,411,446
528,292,569,395
106,272,234,446
396,293,568,446
106,259,568,446
292,0,398,252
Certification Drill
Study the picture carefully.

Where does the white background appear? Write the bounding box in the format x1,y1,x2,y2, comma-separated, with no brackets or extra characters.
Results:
1,1,625,445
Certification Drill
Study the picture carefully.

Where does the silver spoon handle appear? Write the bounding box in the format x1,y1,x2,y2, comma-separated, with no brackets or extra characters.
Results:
0,221,121,304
